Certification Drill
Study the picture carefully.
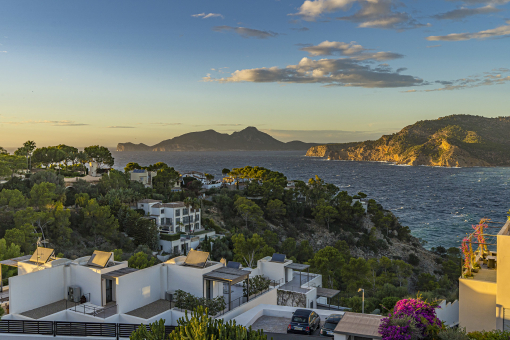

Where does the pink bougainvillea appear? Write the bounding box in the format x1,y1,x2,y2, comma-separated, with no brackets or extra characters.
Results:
379,298,441,340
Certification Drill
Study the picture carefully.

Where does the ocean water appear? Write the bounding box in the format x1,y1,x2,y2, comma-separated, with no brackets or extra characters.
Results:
112,150,510,250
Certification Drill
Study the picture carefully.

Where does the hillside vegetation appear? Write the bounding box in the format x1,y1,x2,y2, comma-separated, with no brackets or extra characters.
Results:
306,115,510,167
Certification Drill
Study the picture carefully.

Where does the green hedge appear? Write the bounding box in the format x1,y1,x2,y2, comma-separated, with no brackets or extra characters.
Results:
160,233,184,241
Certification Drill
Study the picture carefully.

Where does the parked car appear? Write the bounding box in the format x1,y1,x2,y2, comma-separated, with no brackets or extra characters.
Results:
287,309,321,335
320,314,343,337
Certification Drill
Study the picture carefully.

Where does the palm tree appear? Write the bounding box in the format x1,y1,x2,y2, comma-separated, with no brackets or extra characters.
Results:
23,141,36,171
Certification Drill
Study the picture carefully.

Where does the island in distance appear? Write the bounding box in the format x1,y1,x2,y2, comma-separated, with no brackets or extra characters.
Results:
116,127,319,152
306,115,510,167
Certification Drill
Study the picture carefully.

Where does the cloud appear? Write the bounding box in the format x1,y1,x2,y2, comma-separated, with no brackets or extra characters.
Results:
427,20,510,41
401,89,417,92
290,27,310,31
203,56,425,88
426,44,441,48
0,120,88,126
212,26,278,39
300,40,404,60
0,51,7,53
149,123,182,126
424,68,510,91
192,13,224,19
107,126,135,128
446,0,510,4
432,5,501,20
292,0,426,29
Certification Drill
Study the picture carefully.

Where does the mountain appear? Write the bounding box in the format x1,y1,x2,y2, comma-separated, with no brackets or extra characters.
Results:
117,127,319,152
306,115,510,167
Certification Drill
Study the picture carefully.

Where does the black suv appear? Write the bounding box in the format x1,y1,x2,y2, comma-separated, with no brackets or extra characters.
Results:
287,309,321,335
319,314,343,337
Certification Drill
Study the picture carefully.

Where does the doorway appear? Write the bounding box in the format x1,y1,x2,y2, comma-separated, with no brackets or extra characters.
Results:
105,279,113,303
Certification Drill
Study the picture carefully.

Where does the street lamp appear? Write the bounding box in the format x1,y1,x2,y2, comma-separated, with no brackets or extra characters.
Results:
358,288,364,314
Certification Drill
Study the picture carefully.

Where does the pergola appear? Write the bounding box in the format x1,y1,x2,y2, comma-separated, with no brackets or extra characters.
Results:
0,255,32,293
203,267,250,311
285,262,310,285
317,287,341,310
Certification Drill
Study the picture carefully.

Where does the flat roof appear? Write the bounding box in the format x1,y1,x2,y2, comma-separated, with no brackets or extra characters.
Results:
285,263,310,271
102,267,138,280
204,267,250,285
334,312,384,339
317,287,340,299
138,199,162,204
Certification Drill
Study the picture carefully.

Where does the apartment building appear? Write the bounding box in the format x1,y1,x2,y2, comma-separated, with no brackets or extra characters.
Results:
137,199,201,234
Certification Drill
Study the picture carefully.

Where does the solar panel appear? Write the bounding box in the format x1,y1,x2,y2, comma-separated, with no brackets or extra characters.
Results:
87,250,113,268
184,249,209,268
226,261,241,269
29,247,55,264
271,253,286,263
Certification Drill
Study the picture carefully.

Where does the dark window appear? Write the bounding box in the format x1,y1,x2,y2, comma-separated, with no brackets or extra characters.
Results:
190,215,194,223
183,208,188,215
323,322,337,330
176,210,180,216
166,218,172,225
160,218,164,225
161,209,164,214
176,218,180,224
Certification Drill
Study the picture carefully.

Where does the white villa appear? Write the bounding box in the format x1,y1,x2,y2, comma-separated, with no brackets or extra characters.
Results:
129,169,157,187
459,219,510,332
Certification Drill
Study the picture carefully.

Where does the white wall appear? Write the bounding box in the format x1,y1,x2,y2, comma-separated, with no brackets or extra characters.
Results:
117,265,162,314
436,300,459,327
9,265,65,314
69,265,102,306
166,262,222,298
233,303,343,327
219,288,277,321
258,260,286,282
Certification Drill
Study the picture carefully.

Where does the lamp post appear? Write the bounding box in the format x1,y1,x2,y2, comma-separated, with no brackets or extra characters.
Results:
358,288,364,314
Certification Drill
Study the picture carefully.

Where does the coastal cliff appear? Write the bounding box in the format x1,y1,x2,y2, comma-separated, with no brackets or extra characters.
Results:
117,127,318,152
306,115,510,167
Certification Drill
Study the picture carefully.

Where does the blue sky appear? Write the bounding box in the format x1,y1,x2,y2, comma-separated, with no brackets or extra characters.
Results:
0,0,509,147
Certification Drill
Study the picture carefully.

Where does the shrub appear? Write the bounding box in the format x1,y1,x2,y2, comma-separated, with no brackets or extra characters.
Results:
379,298,442,340
174,289,226,316
468,330,510,340
408,253,420,266
438,327,469,340
243,275,270,297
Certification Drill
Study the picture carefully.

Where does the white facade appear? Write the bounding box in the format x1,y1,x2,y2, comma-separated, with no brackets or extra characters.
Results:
137,200,201,234
129,169,157,187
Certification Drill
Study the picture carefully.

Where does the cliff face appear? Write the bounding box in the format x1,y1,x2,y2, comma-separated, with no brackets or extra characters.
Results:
306,115,510,167
117,127,318,152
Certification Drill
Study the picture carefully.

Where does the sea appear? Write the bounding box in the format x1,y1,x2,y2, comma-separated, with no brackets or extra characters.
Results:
112,150,510,250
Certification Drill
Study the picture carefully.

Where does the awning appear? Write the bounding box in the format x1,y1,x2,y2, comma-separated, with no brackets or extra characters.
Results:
203,267,250,285
317,287,340,299
0,255,32,267
102,267,138,280
285,263,310,271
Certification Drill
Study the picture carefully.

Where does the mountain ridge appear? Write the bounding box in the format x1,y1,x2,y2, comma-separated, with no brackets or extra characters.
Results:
117,127,319,152
306,115,510,167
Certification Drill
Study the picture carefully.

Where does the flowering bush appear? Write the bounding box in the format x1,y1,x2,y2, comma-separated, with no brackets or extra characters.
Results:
379,298,442,340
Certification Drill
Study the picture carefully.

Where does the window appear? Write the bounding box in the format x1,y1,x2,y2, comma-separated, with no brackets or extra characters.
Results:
166,218,172,225
170,227,173,232
176,217,180,224
195,223,199,229
190,215,194,223
173,246,179,254
183,216,189,224
176,226,180,232
141,204,144,208
176,209,180,216
183,208,188,215
160,218,164,225
161,209,164,214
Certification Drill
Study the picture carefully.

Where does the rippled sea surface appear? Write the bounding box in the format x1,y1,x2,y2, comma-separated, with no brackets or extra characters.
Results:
113,150,510,249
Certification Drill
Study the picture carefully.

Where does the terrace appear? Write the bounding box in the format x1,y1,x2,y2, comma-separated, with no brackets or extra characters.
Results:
461,219,509,282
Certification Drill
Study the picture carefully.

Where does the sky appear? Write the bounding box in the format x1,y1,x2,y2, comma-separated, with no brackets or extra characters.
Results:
0,0,509,148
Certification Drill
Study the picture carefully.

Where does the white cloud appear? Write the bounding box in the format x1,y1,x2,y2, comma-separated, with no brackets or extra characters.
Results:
203,56,424,88
192,13,224,19
427,20,510,41
300,40,404,60
0,120,88,126
213,26,278,39
292,0,426,29
432,5,501,20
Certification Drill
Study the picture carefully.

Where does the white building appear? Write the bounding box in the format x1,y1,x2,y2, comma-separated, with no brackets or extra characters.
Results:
137,200,201,234
129,169,157,187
